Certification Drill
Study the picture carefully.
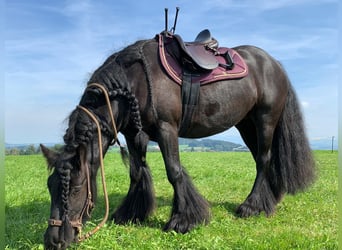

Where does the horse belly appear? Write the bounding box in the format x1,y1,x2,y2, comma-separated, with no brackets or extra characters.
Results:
184,82,256,138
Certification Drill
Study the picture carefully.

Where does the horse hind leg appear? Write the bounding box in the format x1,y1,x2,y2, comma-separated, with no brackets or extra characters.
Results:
236,116,283,218
111,132,155,224
157,122,210,233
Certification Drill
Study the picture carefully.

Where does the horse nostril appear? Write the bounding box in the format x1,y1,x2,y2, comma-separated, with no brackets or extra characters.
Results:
44,242,66,250
57,242,65,250
44,228,67,250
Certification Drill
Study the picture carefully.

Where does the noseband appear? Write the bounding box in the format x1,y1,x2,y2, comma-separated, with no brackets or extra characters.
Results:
48,83,120,242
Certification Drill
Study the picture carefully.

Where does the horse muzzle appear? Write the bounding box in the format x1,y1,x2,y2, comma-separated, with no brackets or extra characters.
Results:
44,218,81,250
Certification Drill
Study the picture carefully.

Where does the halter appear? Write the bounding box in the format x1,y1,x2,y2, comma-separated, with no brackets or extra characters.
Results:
48,83,120,242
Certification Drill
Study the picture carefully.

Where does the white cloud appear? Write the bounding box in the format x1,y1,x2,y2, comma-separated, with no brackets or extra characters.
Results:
301,101,309,108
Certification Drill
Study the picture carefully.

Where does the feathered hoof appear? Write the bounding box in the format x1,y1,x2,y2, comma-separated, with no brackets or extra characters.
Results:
236,198,275,218
163,214,197,234
111,210,143,225
235,203,262,218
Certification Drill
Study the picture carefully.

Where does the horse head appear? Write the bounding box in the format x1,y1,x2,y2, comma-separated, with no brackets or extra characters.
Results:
41,84,126,249
41,42,150,248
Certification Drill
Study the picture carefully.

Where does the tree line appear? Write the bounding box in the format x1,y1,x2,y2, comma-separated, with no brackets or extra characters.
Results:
5,144,63,155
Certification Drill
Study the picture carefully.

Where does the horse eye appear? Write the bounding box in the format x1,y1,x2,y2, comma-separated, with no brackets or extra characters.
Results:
70,185,83,196
70,177,86,196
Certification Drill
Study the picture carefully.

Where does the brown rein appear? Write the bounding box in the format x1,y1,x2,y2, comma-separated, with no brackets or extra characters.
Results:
76,105,110,241
48,83,120,242
76,83,120,241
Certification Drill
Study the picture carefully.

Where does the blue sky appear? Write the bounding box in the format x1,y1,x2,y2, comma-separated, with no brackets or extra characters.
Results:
5,0,338,146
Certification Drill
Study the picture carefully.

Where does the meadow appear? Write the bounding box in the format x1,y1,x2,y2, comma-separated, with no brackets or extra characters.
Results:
5,151,338,249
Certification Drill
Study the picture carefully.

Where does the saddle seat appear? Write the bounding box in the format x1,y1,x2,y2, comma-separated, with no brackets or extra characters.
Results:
173,29,219,70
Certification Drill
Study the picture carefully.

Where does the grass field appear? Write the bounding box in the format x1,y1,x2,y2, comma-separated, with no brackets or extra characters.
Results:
5,151,338,249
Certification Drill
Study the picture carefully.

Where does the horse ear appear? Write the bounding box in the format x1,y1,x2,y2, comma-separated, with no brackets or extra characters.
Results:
40,144,59,169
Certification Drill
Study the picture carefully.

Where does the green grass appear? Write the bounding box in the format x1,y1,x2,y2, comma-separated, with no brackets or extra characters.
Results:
5,151,338,249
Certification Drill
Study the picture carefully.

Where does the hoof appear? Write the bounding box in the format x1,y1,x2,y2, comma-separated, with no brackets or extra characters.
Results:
163,214,196,234
111,211,141,225
236,203,262,218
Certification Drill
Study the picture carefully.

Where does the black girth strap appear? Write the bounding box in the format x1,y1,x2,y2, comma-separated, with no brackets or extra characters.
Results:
178,71,200,136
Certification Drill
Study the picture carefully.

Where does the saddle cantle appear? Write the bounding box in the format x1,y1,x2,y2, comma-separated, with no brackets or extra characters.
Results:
173,29,219,70
158,30,248,85
193,29,214,44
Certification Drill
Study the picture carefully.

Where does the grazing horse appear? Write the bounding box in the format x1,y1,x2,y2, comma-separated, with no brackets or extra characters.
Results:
41,30,315,249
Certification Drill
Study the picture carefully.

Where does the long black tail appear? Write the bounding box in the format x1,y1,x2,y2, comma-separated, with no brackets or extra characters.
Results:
270,84,316,198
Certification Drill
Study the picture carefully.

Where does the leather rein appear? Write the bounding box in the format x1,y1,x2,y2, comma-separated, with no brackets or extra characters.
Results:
48,83,120,242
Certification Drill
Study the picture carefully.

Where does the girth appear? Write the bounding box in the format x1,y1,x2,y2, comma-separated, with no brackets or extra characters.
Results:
178,71,200,136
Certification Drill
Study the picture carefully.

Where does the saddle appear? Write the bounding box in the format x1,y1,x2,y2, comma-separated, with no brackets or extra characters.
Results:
157,29,248,136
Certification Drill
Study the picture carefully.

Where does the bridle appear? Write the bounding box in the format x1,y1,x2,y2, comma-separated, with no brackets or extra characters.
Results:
48,83,120,242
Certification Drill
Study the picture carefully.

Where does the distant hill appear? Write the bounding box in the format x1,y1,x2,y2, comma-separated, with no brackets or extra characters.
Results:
147,138,248,152
179,138,247,151
309,138,338,151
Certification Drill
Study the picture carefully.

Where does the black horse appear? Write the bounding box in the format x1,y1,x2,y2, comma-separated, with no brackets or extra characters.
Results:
41,30,315,249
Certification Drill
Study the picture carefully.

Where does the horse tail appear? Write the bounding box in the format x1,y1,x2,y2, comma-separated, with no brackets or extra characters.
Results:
270,83,316,198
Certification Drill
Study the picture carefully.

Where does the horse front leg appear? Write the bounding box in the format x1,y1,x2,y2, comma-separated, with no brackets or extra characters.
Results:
112,133,155,224
157,122,210,233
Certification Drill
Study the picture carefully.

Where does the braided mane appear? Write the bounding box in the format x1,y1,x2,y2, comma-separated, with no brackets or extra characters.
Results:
63,39,154,151
88,39,152,91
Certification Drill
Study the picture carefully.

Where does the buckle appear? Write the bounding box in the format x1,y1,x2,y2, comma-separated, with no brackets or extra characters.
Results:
48,219,63,226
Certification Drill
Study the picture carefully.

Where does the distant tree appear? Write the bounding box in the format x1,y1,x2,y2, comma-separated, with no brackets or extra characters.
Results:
27,145,37,155
7,148,20,155
53,144,64,151
21,144,36,155
36,146,42,154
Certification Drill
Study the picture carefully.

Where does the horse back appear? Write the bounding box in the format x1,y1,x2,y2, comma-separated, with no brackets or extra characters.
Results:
127,40,289,139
